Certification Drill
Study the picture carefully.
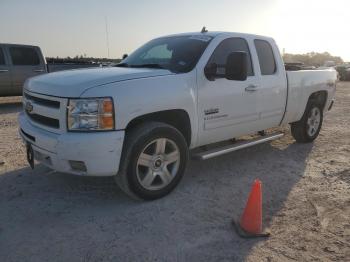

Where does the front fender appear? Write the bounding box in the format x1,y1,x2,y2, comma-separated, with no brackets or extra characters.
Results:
82,71,198,147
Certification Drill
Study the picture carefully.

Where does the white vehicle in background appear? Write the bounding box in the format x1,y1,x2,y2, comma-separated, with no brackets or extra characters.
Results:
323,60,336,68
19,31,337,200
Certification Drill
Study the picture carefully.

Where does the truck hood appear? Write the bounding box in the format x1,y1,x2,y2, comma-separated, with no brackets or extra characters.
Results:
25,67,173,97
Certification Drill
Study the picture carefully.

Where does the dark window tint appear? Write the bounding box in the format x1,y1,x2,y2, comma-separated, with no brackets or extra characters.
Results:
254,40,276,75
10,47,40,65
0,48,5,65
208,38,253,76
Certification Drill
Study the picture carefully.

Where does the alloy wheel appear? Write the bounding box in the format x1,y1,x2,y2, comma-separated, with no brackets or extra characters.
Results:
136,138,180,190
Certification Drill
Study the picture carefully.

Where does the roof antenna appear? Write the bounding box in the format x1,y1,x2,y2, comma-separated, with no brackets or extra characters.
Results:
201,26,208,33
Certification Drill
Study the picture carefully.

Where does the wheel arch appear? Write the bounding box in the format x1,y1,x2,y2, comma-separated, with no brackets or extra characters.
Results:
308,90,328,110
124,109,192,146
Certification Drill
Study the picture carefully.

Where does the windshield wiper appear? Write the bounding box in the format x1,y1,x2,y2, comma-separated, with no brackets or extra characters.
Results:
115,63,129,67
130,63,165,69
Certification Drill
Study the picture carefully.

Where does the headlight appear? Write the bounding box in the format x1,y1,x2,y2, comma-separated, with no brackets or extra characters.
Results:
67,98,114,131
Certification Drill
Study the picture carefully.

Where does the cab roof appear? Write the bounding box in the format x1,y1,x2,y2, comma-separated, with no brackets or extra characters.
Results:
0,43,40,48
159,31,274,42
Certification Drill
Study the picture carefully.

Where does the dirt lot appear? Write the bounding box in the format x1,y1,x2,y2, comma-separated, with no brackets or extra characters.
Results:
0,83,349,262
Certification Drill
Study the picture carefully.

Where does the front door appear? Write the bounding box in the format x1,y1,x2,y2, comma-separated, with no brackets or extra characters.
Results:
0,47,12,96
197,37,260,146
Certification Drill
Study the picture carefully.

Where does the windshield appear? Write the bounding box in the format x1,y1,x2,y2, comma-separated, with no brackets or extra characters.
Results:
117,35,213,73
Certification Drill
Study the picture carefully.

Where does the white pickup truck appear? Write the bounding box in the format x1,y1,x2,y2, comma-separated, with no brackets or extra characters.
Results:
19,31,337,200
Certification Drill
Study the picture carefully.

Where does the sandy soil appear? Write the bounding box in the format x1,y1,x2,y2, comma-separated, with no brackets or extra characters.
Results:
0,83,349,262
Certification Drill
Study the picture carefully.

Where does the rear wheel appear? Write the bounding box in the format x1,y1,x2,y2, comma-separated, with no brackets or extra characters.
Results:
291,102,323,143
115,122,189,200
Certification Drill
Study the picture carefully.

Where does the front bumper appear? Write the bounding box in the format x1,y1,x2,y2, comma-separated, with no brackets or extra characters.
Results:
18,112,125,176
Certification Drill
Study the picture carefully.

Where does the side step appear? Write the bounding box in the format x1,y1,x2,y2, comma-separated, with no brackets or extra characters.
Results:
193,132,284,160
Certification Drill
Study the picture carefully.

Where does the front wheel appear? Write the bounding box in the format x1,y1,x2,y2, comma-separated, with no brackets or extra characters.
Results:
291,103,323,143
116,122,189,200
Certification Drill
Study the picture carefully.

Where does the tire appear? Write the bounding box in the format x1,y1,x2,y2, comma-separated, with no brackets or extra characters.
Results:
290,102,323,143
115,122,189,200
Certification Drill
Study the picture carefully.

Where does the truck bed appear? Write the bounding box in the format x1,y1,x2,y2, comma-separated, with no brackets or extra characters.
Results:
282,69,337,125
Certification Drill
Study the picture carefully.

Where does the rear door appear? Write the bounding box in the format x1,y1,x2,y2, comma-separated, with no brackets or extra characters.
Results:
0,46,12,96
9,46,46,95
253,39,287,129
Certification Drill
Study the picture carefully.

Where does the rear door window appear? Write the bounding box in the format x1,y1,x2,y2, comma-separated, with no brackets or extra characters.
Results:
0,48,5,65
9,47,40,65
254,40,276,75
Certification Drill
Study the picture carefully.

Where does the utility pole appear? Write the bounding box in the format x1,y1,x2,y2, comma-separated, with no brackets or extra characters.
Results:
105,16,110,59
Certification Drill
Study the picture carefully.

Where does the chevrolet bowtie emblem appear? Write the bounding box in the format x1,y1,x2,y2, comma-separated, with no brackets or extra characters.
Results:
25,101,34,114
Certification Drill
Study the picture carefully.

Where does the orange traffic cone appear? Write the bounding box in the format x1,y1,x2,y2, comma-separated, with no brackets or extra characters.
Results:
232,179,270,238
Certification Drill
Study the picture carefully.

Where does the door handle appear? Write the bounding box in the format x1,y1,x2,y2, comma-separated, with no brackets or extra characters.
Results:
0,69,9,73
33,69,45,73
245,85,258,92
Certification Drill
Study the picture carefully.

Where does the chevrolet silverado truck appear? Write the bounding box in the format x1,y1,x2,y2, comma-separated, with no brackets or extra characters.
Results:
18,31,337,200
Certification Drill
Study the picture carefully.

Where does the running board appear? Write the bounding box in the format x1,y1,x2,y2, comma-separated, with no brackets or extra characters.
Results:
193,132,284,160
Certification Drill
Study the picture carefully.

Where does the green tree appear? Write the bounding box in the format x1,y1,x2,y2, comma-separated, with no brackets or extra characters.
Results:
283,52,343,67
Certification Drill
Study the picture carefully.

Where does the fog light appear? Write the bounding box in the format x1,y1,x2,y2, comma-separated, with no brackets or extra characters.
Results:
69,160,87,172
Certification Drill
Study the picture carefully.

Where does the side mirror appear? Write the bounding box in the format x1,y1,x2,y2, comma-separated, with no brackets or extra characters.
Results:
204,63,218,81
122,54,128,60
225,52,248,81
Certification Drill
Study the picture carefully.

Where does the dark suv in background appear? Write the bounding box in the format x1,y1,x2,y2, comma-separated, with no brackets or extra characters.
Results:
336,64,350,81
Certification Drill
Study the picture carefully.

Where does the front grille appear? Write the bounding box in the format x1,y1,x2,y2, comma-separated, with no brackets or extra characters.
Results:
23,91,66,132
27,113,60,129
24,93,60,109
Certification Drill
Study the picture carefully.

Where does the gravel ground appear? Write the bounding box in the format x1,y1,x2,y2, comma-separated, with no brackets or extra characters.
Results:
0,83,349,262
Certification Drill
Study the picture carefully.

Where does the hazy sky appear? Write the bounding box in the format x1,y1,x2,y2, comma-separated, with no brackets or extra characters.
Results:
1,0,349,61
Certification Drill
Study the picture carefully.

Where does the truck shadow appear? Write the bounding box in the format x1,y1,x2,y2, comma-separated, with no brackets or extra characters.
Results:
0,136,312,261
0,99,22,115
